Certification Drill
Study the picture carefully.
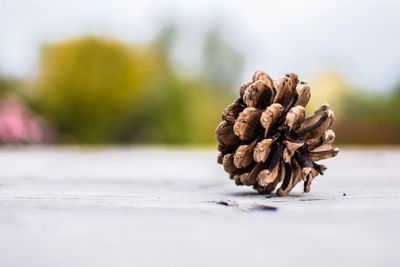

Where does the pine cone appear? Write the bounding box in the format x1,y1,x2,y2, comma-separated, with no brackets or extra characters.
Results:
216,71,339,196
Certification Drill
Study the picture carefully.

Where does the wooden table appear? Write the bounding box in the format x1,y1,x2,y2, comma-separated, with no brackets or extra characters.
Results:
0,147,399,267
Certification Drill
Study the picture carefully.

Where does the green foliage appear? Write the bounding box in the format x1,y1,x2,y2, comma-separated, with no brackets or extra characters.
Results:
7,28,398,145
128,79,227,144
34,37,150,142
32,35,232,144
335,83,400,144
342,88,400,127
0,75,21,97
387,83,400,127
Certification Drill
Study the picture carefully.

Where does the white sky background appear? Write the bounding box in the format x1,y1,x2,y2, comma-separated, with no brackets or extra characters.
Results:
0,0,399,91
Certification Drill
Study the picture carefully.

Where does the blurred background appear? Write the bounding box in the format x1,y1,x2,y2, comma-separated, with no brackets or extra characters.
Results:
0,0,399,146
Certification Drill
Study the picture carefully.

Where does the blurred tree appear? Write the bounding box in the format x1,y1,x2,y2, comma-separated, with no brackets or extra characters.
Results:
33,36,156,143
334,81,400,144
387,82,400,128
118,25,229,144
202,28,244,90
10,31,400,145
32,32,231,144
0,74,21,97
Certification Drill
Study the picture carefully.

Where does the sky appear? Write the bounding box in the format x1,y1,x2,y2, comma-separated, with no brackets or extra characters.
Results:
0,0,399,91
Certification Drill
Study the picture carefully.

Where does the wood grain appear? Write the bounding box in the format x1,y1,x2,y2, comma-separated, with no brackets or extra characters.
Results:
0,147,399,267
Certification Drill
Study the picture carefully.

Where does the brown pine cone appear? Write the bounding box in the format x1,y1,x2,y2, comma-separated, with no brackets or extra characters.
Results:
216,71,339,196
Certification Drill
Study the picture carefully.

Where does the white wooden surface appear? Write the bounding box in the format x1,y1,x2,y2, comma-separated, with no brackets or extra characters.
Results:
0,147,399,267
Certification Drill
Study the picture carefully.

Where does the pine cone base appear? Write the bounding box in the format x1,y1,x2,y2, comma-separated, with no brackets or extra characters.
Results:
216,71,339,196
